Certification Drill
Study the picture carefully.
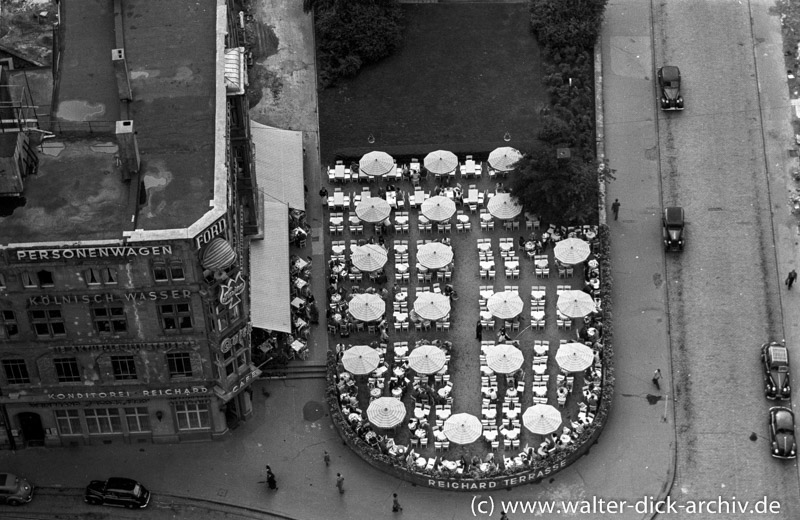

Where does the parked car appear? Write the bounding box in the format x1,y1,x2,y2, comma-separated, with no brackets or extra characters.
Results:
0,473,33,506
662,207,685,251
658,65,684,110
768,407,797,459
761,341,790,400
84,477,150,509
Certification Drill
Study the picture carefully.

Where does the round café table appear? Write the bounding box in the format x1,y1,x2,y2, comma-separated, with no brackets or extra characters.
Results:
396,263,409,273
395,292,407,301
480,213,493,222
457,214,470,223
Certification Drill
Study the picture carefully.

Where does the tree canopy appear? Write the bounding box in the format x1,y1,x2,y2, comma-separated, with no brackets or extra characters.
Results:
506,147,602,226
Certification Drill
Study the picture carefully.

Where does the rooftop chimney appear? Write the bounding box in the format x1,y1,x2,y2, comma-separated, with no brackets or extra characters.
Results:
115,120,140,181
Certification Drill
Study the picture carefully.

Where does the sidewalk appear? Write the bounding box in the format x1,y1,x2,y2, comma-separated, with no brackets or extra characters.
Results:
0,2,676,519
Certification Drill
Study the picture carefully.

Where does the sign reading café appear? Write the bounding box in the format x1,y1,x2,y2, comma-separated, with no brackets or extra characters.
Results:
13,245,172,262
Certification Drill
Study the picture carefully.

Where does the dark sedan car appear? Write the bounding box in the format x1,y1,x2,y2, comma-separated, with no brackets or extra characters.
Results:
658,65,684,110
761,341,790,400
0,473,33,506
84,477,150,509
768,407,796,459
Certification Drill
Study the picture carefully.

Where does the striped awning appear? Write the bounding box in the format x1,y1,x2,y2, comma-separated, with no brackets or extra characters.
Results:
250,200,291,332
201,237,237,271
251,121,305,211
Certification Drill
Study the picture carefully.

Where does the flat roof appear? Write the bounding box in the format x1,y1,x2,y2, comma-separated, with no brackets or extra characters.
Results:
0,0,225,246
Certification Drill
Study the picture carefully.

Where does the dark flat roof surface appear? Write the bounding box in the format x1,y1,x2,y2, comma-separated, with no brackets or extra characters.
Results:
0,0,219,245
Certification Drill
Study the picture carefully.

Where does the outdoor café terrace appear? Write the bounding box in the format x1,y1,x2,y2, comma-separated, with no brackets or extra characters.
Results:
320,149,612,487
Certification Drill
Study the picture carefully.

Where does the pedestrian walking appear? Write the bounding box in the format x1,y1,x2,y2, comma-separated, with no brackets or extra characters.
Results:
500,511,509,520
265,465,278,490
786,269,797,289
319,186,328,202
652,369,662,390
611,199,620,221
475,319,483,341
336,473,345,494
323,450,330,467
392,493,403,512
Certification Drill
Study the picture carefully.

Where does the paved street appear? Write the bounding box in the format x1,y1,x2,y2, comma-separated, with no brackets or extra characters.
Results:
653,0,800,518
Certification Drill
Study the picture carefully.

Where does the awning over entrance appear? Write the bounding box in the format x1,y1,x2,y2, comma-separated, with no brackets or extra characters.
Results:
224,47,246,95
250,120,305,211
249,200,291,332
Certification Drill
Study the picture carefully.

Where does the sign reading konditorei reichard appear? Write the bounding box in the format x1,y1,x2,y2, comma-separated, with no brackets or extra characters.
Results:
12,245,172,262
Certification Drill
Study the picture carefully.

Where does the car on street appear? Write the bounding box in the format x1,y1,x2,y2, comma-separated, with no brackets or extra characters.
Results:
768,407,797,459
84,477,150,509
761,341,790,400
662,207,685,251
0,473,33,506
658,65,684,110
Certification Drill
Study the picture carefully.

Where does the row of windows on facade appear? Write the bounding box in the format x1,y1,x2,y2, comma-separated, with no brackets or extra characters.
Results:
53,403,211,435
0,300,241,339
0,260,187,290
1,342,250,386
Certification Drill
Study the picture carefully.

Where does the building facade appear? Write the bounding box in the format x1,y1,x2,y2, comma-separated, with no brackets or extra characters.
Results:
0,0,263,448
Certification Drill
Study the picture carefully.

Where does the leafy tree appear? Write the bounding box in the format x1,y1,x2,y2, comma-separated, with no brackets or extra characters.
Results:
506,146,602,225
309,0,404,87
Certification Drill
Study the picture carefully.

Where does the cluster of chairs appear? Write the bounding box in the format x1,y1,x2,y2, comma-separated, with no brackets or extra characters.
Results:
479,210,496,231
534,255,550,277
455,210,472,232
531,341,550,404
530,286,546,330
478,286,495,331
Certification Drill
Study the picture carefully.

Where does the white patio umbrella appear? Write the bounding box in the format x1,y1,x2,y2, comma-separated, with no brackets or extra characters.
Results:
355,197,391,223
522,404,563,435
443,413,483,445
487,291,524,319
359,151,394,177
420,195,456,222
351,244,388,272
367,397,407,429
413,292,451,321
556,343,595,372
556,290,596,318
487,192,522,220
485,344,525,374
407,345,447,374
416,242,454,269
348,293,386,322
424,150,458,175
553,238,591,265
341,345,381,375
488,146,522,172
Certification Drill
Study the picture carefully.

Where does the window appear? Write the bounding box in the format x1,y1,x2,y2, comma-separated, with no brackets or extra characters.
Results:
212,302,241,333
220,341,249,379
167,352,193,379
29,309,66,337
2,359,29,384
159,303,193,332
174,402,210,430
84,408,122,434
55,410,82,435
0,310,18,339
92,304,127,334
22,270,54,288
124,407,150,432
152,260,185,283
54,357,81,383
85,267,117,286
111,355,137,380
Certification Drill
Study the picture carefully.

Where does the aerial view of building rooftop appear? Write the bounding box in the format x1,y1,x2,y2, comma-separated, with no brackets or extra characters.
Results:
0,0,225,245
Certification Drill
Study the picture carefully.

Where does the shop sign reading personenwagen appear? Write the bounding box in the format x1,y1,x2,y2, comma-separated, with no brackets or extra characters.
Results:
12,245,172,262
